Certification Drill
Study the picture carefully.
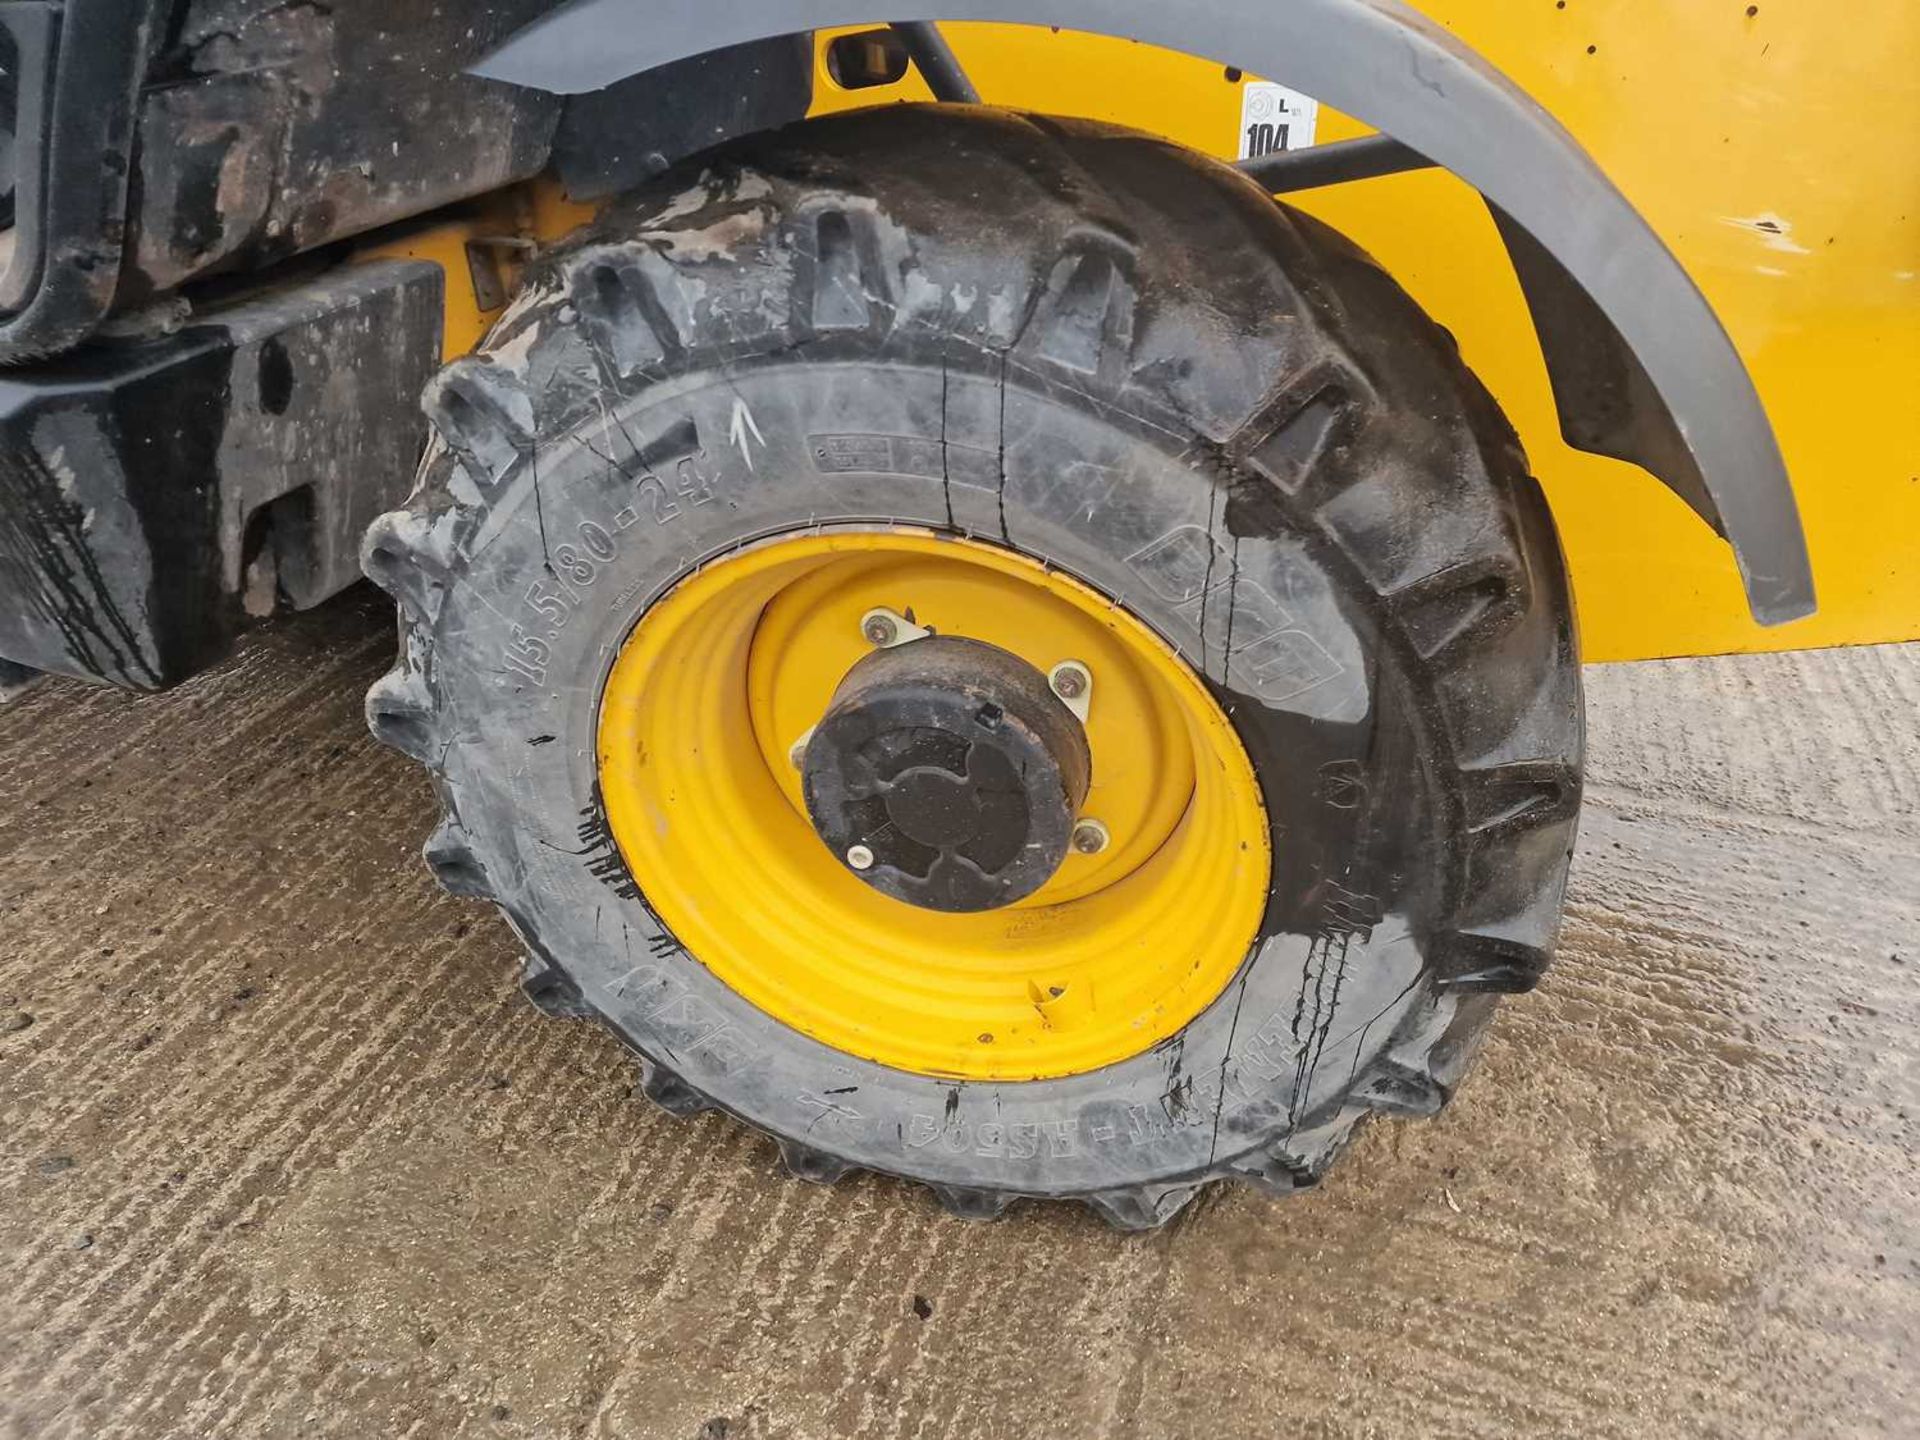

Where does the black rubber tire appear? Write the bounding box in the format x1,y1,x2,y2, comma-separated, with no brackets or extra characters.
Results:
362,107,1582,1230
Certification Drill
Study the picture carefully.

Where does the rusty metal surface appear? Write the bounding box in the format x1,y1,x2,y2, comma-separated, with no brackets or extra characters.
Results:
0,591,1914,1437
124,0,561,298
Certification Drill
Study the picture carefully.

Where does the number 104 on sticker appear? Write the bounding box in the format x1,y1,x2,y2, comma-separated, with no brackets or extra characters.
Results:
1238,81,1320,160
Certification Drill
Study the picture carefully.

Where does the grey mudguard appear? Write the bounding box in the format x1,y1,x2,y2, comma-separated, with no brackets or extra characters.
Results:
472,0,1814,624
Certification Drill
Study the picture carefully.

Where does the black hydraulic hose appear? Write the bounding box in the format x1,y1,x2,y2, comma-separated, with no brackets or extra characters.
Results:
890,21,980,103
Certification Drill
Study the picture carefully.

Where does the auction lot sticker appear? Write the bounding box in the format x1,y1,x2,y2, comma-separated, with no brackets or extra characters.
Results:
1238,81,1320,159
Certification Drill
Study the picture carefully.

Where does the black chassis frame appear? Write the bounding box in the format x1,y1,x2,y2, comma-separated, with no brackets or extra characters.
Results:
0,0,812,690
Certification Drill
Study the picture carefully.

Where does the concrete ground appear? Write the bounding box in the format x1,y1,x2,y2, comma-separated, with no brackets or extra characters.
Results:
0,588,1914,1439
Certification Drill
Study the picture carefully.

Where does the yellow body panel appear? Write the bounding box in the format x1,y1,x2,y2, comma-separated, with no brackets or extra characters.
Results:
358,207,516,359
358,179,598,358
813,11,1920,660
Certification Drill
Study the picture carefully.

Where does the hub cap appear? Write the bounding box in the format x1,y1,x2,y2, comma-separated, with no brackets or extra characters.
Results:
802,636,1092,912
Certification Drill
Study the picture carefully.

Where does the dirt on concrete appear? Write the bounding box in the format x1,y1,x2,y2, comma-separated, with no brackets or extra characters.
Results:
0,588,1914,1439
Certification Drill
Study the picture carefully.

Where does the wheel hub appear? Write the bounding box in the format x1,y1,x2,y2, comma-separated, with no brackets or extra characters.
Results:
801,636,1092,913
595,529,1271,1080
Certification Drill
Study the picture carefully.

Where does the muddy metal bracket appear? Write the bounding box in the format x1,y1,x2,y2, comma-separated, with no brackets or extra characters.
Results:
472,0,1816,626
0,261,443,690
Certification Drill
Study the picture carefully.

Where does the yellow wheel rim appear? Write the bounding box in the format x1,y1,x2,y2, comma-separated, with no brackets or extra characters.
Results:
596,529,1270,1080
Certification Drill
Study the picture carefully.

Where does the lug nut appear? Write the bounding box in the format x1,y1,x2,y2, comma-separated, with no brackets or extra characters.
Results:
846,844,876,871
1049,661,1090,700
860,606,932,649
1071,819,1110,855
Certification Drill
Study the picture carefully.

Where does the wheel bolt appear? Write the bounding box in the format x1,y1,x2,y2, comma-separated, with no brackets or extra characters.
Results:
1050,661,1090,700
862,614,899,647
1071,819,1109,855
846,844,876,871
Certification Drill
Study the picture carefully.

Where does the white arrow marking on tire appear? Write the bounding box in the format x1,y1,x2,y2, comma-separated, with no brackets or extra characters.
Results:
729,397,766,470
